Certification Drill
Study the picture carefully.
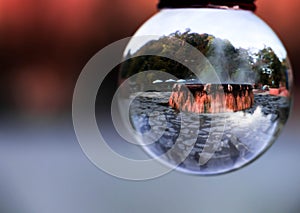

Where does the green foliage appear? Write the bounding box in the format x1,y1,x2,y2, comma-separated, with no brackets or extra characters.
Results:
120,30,286,87
252,47,286,87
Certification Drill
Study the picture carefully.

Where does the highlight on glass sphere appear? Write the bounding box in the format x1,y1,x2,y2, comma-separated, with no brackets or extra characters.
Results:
117,8,293,175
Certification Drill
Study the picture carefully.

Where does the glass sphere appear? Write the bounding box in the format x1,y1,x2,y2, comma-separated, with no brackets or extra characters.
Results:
117,8,293,175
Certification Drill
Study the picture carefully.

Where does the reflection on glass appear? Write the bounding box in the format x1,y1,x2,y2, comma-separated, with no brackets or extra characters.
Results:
119,9,293,175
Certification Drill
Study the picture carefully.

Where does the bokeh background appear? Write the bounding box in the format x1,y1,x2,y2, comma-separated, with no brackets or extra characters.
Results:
0,0,299,212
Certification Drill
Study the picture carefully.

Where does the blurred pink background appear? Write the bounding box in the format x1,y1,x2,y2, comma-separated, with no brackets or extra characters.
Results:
0,2,300,213
0,0,299,115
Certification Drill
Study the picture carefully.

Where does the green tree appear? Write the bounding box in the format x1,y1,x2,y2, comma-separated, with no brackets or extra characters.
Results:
252,47,283,88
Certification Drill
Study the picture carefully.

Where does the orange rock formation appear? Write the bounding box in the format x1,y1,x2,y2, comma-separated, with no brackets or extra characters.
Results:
169,84,254,113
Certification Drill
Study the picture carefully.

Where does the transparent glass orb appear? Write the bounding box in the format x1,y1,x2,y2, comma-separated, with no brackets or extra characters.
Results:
118,8,293,175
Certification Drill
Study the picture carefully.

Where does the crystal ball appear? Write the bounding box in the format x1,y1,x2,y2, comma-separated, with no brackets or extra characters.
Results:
117,8,293,175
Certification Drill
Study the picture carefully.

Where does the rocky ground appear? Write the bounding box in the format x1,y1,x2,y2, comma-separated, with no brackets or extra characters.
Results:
129,92,291,175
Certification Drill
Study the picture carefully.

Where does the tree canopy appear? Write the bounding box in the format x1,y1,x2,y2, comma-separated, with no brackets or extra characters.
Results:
120,30,287,88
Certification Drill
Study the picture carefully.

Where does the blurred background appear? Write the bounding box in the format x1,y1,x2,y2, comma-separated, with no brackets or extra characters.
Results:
0,0,299,212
